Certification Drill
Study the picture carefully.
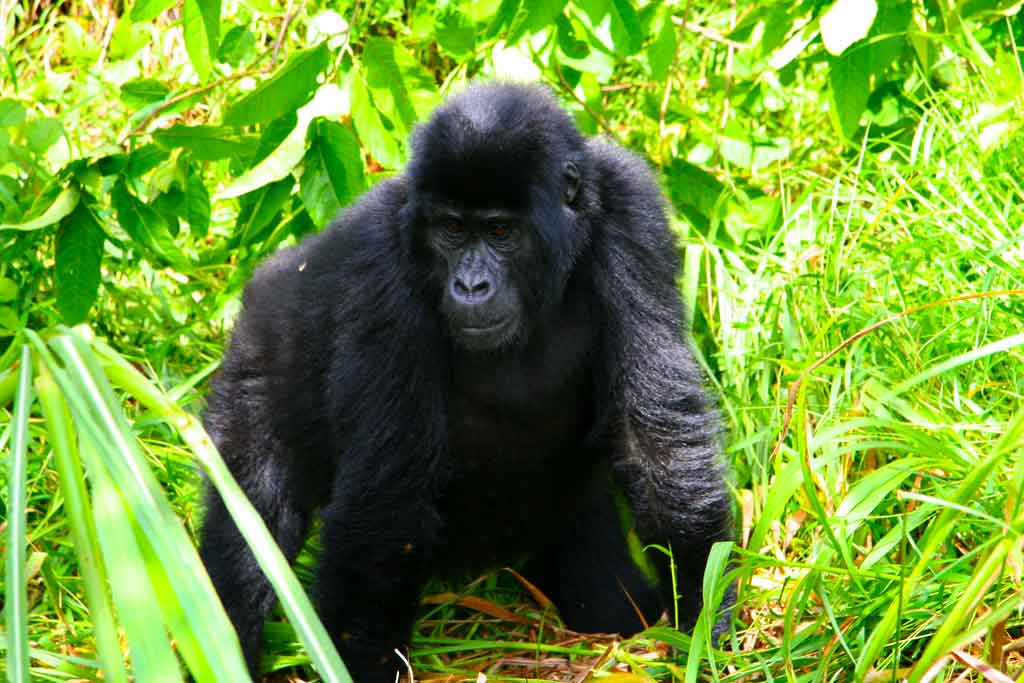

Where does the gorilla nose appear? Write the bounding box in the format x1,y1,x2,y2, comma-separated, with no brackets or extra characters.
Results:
452,276,492,304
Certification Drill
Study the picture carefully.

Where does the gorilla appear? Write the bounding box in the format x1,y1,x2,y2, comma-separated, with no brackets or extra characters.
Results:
199,82,734,681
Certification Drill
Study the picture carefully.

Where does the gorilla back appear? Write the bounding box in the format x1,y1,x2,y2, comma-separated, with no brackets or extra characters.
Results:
199,82,734,681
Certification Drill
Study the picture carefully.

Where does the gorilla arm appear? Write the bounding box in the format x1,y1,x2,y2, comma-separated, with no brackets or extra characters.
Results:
587,140,735,634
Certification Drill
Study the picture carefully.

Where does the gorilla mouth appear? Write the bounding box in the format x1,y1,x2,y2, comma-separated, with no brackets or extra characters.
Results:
461,320,508,335
454,316,518,351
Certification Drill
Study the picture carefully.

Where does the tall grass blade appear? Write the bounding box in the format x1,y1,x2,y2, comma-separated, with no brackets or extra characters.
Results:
4,345,32,683
93,337,352,683
34,367,128,683
25,330,251,681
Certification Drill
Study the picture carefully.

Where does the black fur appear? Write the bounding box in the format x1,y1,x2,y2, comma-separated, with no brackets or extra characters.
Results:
199,83,734,681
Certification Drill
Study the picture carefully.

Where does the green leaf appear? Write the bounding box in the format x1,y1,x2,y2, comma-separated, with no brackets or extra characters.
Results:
0,185,80,232
186,168,211,237
223,43,330,127
0,98,26,127
130,0,176,22
110,16,150,59
647,9,677,81
666,159,724,232
351,73,403,169
508,0,566,42
608,0,643,55
362,38,439,138
120,78,170,108
315,120,365,210
219,83,346,199
111,179,189,266
300,121,365,227
125,144,171,177
55,203,105,325
182,0,220,81
153,124,249,160
217,25,256,66
829,47,872,138
436,8,476,59
820,0,878,56
0,277,17,302
232,177,294,246
26,118,64,154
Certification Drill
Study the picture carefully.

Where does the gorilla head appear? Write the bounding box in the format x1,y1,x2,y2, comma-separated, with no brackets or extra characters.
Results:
406,84,588,352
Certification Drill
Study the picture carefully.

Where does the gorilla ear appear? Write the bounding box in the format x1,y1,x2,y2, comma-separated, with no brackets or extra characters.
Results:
563,161,581,205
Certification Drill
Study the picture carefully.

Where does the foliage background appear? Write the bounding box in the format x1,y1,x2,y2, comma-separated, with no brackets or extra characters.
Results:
1,0,1023,681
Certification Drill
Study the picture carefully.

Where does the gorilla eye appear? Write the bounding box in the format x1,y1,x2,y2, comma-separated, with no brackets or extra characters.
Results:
492,225,509,238
444,222,464,236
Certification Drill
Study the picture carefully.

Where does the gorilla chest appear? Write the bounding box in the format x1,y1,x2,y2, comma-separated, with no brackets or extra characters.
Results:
446,356,594,466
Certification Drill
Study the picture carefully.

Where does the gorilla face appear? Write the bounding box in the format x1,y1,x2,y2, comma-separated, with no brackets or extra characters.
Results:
424,205,530,352
407,83,587,354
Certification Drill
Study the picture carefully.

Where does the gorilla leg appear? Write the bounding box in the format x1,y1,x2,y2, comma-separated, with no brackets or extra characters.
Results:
526,483,661,635
312,483,442,683
199,373,323,674
199,457,315,673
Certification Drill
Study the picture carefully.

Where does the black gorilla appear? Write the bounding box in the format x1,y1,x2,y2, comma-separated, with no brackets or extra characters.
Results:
200,82,733,681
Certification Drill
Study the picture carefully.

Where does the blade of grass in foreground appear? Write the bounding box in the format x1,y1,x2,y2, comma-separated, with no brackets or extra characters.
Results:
4,345,32,683
34,366,128,683
26,330,250,682
92,334,352,683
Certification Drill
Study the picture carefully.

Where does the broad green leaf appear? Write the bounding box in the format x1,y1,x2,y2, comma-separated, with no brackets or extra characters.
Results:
647,10,676,81
508,0,566,42
350,74,403,169
186,168,211,237
362,38,439,135
219,83,347,198
436,8,476,59
0,185,80,232
223,43,329,127
125,143,171,176
182,0,220,81
233,177,294,246
111,180,189,266
0,98,26,127
485,0,521,36
120,78,170,108
300,121,364,227
217,25,256,66
667,159,724,232
829,47,871,139
130,0,176,22
315,120,364,209
26,118,64,153
0,277,17,302
55,203,105,325
153,125,249,160
608,0,642,55
820,0,878,56
110,17,151,59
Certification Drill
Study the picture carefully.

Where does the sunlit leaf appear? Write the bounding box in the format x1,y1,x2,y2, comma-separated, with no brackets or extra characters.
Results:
55,203,105,325
223,43,329,127
820,0,877,56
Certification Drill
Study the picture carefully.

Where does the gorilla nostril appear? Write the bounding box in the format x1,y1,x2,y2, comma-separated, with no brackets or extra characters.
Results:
453,277,491,301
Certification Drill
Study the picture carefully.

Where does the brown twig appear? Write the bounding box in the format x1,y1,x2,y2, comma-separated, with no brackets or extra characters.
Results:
120,68,263,143
552,62,620,141
271,0,301,68
768,289,1024,461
